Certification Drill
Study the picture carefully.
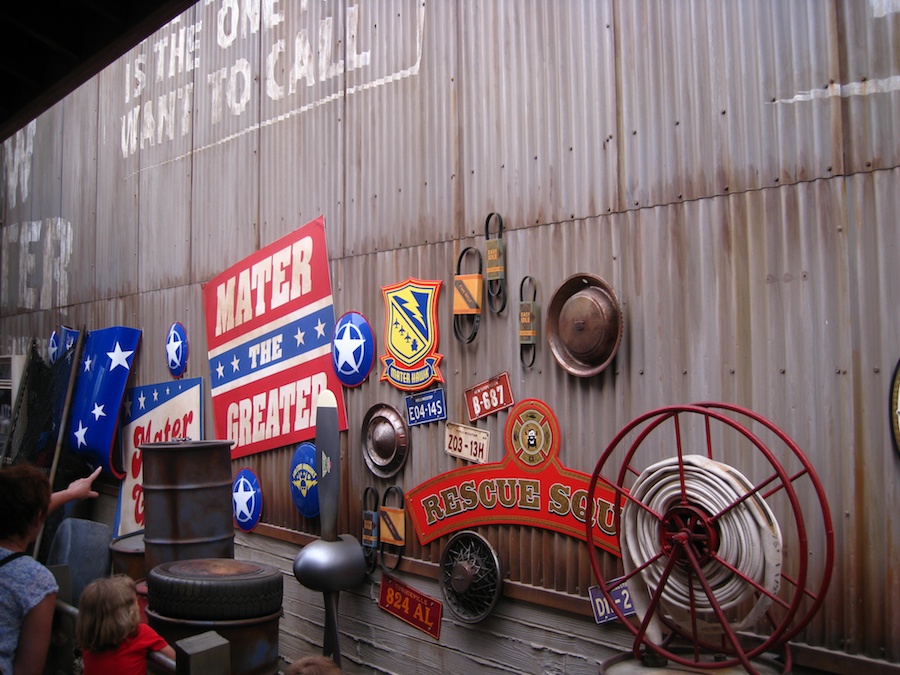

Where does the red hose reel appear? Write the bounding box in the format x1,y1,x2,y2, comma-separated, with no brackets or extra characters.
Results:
587,403,834,673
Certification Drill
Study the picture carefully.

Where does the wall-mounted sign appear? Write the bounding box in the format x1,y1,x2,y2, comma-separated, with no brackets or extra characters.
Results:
891,357,900,457
465,371,514,421
51,325,80,364
332,311,376,387
380,278,443,391
166,321,189,379
406,399,621,556
290,441,320,519
589,581,636,625
232,467,263,532
405,388,446,426
445,422,489,464
48,331,60,364
378,573,442,640
70,326,142,478
202,217,348,459
116,377,203,537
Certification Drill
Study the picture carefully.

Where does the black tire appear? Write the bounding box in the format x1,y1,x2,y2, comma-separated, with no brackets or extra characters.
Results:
147,558,283,620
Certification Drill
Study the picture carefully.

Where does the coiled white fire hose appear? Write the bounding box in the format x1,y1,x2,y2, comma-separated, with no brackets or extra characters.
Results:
621,454,782,642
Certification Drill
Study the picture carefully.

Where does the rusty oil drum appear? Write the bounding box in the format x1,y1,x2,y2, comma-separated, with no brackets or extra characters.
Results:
141,439,235,572
109,529,146,581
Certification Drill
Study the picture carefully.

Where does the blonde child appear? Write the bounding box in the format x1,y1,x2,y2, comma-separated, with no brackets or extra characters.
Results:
76,574,175,674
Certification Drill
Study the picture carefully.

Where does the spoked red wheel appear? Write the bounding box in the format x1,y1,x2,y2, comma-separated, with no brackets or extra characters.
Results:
586,404,833,673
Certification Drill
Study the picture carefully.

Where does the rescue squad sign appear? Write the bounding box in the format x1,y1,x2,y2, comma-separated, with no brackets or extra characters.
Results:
406,399,623,556
202,217,348,458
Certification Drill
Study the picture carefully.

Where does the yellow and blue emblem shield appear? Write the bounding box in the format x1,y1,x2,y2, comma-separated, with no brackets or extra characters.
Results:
380,278,443,390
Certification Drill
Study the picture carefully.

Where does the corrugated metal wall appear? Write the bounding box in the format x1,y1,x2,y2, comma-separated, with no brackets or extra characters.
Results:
2,0,899,670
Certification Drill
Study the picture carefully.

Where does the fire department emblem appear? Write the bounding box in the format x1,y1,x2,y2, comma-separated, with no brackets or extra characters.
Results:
505,399,561,470
380,278,443,391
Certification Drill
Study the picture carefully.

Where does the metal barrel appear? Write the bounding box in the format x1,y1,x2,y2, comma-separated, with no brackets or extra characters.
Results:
141,439,235,572
109,529,146,581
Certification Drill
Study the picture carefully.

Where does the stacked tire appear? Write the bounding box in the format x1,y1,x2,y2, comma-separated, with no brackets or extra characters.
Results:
146,558,283,675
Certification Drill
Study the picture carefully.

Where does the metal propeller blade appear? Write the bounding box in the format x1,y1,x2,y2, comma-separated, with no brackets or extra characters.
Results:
316,389,340,542
293,388,366,669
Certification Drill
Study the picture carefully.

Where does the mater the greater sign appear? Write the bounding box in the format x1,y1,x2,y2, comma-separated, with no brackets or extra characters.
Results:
202,217,347,459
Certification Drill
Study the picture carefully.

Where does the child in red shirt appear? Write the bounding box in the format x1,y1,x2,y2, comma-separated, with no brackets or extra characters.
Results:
76,575,176,674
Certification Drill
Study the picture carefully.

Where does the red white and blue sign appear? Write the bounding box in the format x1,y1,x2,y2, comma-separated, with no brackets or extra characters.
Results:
289,441,320,518
165,322,189,379
232,467,263,532
332,311,376,388
69,326,142,478
117,377,203,537
202,217,348,459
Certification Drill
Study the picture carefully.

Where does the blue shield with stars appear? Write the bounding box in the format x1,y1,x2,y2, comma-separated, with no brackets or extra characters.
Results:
232,467,263,532
165,321,189,379
68,326,142,478
289,441,320,518
331,311,375,388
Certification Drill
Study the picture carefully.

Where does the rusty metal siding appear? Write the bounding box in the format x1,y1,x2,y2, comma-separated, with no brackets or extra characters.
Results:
60,79,100,309
617,0,844,207
95,51,140,302
134,9,199,294
458,1,619,231
2,0,900,668
257,1,347,259
835,0,900,174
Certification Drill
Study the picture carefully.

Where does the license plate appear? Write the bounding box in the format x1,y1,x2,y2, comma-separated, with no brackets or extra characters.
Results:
405,388,447,426
445,422,490,464
379,573,442,640
465,371,515,421
588,580,636,625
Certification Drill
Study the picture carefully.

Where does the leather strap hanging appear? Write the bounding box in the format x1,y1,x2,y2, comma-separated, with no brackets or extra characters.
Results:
379,486,406,571
453,247,483,344
519,276,539,368
485,212,507,314
362,487,379,575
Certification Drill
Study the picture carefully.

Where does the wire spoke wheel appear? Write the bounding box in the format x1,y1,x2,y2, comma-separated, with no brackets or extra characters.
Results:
439,531,503,623
586,404,833,673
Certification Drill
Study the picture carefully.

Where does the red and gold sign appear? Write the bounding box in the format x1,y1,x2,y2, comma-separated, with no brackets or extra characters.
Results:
201,217,348,458
378,573,442,640
406,399,622,556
